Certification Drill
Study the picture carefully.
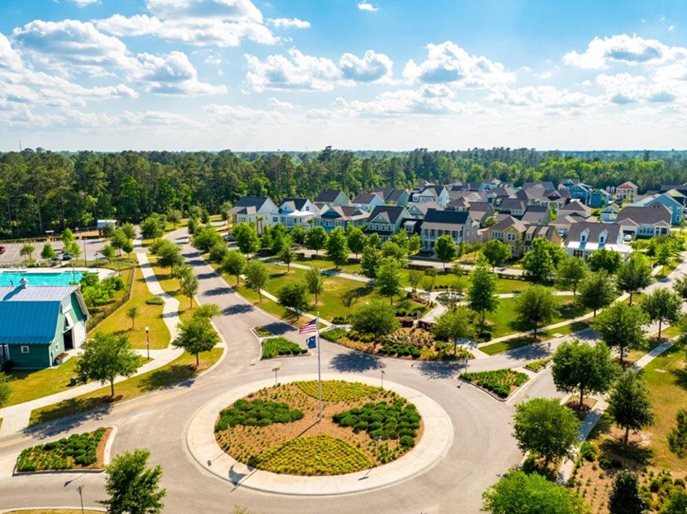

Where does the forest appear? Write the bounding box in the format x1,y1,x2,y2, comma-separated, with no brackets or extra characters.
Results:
1,146,687,238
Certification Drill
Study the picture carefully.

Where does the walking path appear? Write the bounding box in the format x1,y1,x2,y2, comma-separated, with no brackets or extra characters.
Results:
0,252,183,436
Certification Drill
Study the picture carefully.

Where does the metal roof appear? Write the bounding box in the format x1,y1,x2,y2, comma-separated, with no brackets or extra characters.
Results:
0,285,77,303
0,301,61,345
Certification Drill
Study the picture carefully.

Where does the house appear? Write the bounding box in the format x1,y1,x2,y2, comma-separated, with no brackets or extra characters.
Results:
278,198,318,229
590,189,613,208
372,188,410,206
565,222,632,259
599,204,620,223
350,192,384,212
567,183,593,205
315,190,350,208
230,197,279,233
524,226,561,252
631,193,684,225
466,201,494,227
412,185,450,208
558,200,593,220
549,215,581,237
0,283,89,369
497,198,527,217
313,205,368,232
521,205,550,226
420,209,479,252
489,186,516,206
365,206,411,241
545,189,568,210
617,204,672,238
406,201,441,219
616,181,639,202
488,216,527,257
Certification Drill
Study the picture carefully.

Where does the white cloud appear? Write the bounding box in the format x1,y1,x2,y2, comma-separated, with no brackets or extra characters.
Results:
595,72,684,105
403,41,515,88
94,14,162,37
0,32,22,69
336,85,466,117
245,49,342,91
489,85,597,109
268,18,311,29
563,34,671,69
357,2,379,12
136,51,228,95
73,0,99,7
146,0,263,22
339,50,392,82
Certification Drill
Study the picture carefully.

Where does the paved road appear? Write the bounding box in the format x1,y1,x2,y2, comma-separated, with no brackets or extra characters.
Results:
0,228,581,513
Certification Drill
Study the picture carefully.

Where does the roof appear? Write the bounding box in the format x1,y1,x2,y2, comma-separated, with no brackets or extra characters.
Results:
279,198,310,212
320,205,368,221
500,198,527,211
316,190,347,203
521,207,549,225
559,201,592,214
422,209,471,229
491,215,527,233
0,301,61,345
351,192,379,205
408,201,440,216
0,285,78,303
618,181,638,190
550,215,581,228
368,205,407,224
567,222,622,244
617,204,672,226
234,196,271,209
525,225,558,241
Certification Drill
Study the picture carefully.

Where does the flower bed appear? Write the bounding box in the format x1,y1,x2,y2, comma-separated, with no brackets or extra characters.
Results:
525,357,551,373
460,369,529,399
261,337,306,359
16,428,110,472
214,381,423,475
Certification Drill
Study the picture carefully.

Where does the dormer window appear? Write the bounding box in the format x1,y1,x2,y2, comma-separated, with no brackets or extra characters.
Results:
580,230,588,243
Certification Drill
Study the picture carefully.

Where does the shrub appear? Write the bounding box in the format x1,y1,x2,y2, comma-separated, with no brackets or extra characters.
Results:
146,296,164,305
295,380,379,402
332,399,421,441
261,337,306,359
460,369,529,398
215,399,304,431
320,327,347,342
16,428,107,472
349,300,399,337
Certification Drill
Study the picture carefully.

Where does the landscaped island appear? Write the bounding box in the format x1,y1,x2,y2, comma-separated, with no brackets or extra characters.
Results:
16,427,111,472
214,380,422,475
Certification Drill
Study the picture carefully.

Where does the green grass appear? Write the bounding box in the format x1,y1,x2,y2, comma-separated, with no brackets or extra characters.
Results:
5,358,80,407
148,253,197,324
295,380,380,401
94,264,170,349
28,347,223,427
525,357,552,373
261,337,306,359
251,435,372,475
296,257,363,274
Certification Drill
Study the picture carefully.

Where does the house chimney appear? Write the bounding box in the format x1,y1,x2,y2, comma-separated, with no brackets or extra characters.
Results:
19,277,28,289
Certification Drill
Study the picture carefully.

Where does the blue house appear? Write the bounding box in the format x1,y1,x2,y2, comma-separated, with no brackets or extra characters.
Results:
590,189,613,208
0,284,89,369
631,193,684,225
568,183,593,205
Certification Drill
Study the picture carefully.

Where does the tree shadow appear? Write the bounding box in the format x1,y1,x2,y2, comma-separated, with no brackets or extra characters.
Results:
671,366,687,390
23,398,114,439
599,438,654,466
223,304,254,315
416,360,463,379
329,352,384,372
139,364,197,391
260,321,293,336
197,272,217,280
205,286,233,296
505,341,551,361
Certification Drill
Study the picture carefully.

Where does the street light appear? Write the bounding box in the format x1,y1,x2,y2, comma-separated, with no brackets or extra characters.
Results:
145,326,150,360
77,485,85,514
381,369,385,389
272,366,280,386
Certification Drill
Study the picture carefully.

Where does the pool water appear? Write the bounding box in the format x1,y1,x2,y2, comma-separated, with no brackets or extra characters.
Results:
0,270,83,287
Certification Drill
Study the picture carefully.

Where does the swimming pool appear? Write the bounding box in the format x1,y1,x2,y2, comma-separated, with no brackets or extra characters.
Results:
0,270,84,287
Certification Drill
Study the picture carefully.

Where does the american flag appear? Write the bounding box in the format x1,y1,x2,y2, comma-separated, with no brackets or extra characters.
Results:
299,318,318,334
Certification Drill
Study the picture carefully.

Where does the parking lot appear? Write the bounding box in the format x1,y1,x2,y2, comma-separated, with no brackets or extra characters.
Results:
0,238,110,266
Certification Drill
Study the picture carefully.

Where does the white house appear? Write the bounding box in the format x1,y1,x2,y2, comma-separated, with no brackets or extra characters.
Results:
230,197,279,233
565,222,632,259
278,198,318,229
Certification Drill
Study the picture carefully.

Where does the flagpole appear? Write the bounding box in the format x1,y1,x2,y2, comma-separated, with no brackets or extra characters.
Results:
316,312,322,421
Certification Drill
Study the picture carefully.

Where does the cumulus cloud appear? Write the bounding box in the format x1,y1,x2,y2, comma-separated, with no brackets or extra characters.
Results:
595,72,684,105
268,18,311,29
336,84,466,117
563,34,672,69
94,14,162,37
339,50,392,82
136,51,228,95
403,41,514,88
489,85,597,109
357,2,379,12
203,103,287,122
0,32,22,69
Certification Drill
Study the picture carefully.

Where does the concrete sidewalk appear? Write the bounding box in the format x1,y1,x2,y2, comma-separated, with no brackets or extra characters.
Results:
0,253,183,436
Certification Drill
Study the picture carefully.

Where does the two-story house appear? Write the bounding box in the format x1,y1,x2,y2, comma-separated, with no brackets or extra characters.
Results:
558,200,592,220
616,181,639,203
520,205,550,226
617,204,672,238
420,209,478,252
230,196,280,233
412,185,450,208
278,198,318,229
350,192,384,212
488,216,527,257
315,190,350,208
630,193,683,225
590,189,613,208
371,188,410,206
497,198,527,217
565,222,632,259
313,205,369,232
568,183,593,205
365,206,411,241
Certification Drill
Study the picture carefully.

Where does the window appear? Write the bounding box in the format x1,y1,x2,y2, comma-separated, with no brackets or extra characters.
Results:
272,217,278,222
20,345,29,354
507,233,515,241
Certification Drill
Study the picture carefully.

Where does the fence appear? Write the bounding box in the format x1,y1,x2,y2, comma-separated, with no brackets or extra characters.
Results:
85,264,135,331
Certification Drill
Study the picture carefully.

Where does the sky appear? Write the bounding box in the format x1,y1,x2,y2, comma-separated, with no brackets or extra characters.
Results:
0,0,686,151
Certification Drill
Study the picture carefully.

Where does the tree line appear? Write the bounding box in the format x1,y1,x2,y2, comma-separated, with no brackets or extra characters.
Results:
4,147,687,238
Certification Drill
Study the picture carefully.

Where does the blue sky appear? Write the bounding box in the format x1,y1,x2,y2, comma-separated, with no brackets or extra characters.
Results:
0,0,686,151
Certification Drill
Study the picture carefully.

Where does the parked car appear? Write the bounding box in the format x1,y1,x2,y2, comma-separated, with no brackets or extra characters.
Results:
0,246,5,255
62,252,72,261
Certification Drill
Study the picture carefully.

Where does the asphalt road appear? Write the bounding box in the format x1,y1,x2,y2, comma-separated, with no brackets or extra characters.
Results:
0,228,573,514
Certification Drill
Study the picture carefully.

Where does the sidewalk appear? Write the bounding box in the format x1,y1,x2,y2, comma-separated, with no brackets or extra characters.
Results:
0,253,183,436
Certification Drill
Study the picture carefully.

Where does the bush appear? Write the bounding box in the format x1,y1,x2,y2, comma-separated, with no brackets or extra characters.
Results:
578,441,597,462
460,369,529,398
320,327,347,342
349,300,399,337
17,428,106,472
332,399,421,441
261,337,306,359
146,296,164,305
215,399,304,431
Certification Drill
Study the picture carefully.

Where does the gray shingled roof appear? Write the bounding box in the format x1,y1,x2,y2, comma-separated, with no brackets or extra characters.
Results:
617,204,671,226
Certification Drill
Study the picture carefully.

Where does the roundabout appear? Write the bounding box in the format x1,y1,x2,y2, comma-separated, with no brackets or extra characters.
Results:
186,373,454,496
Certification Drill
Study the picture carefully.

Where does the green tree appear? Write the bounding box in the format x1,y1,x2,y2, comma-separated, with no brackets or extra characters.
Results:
102,244,116,263
20,243,35,263
76,332,140,397
513,398,580,468
434,235,457,270
41,243,56,260
482,470,589,514
552,340,617,407
608,369,655,445
668,409,687,458
608,469,647,514
467,264,499,333
642,288,682,340
594,303,648,365
522,237,564,284
616,253,653,306
407,269,424,292
376,257,403,304
482,239,511,270
120,223,136,241
433,308,475,355
578,271,615,317
556,256,589,297
663,491,687,514
110,229,128,256
367,232,382,249
156,241,183,271
191,225,223,253
381,241,407,262
278,244,296,272
515,286,557,339
346,226,367,259
166,209,181,229
305,226,328,256
126,306,138,330
291,225,306,245
588,248,623,274
361,245,381,278
244,261,269,302
180,272,198,309
222,251,246,286
278,283,309,314
349,300,399,336
233,223,259,256
305,266,325,305
61,227,74,246
408,234,421,255
141,215,164,240
208,241,229,264
192,303,220,320
101,449,165,514
0,372,10,407
675,276,687,300
326,227,350,269
173,317,219,366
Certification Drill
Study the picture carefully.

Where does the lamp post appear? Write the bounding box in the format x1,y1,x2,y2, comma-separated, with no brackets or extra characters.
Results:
272,366,280,386
381,369,385,389
145,326,150,360
77,485,85,514
80,227,87,266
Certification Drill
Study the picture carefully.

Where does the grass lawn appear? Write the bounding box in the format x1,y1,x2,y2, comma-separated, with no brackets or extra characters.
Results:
478,321,591,355
29,347,224,427
296,257,363,275
5,358,80,407
94,264,170,350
